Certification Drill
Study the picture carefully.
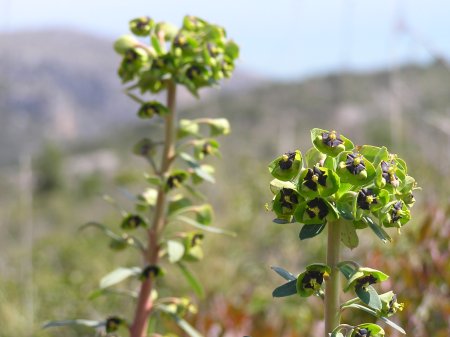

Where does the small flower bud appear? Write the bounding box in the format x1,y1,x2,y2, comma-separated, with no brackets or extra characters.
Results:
129,16,154,36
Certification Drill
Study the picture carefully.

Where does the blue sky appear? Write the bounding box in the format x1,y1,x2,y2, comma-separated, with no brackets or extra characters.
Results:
1,0,449,79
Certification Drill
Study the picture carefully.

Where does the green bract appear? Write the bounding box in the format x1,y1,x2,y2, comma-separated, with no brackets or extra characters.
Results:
137,101,170,119
272,188,302,220
298,166,340,198
336,151,376,186
379,291,404,317
294,197,338,225
296,263,330,297
311,128,354,157
129,16,155,36
380,201,411,228
345,267,389,291
350,324,385,337
268,150,302,181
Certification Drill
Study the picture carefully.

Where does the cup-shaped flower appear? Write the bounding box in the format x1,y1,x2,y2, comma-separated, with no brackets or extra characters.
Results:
356,188,389,215
298,166,340,198
345,267,389,292
129,16,155,36
137,101,170,119
294,197,338,225
311,128,354,157
337,151,375,186
105,316,125,333
296,263,330,297
376,160,402,189
379,291,404,317
193,139,220,160
268,150,302,181
380,201,411,228
140,265,164,280
166,170,189,190
272,188,302,220
183,15,207,32
350,324,385,337
118,48,150,82
121,214,147,230
183,232,204,262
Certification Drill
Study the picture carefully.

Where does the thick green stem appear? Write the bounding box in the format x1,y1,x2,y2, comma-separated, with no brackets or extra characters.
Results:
324,220,341,337
130,80,177,337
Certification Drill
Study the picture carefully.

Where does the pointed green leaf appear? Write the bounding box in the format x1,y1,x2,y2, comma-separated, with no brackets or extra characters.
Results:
43,319,103,329
299,223,326,240
172,315,203,337
100,267,141,289
177,215,236,236
177,263,205,298
379,316,406,334
363,216,391,243
272,279,297,298
270,266,296,281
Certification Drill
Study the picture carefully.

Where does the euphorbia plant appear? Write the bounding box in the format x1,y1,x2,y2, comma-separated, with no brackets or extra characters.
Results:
268,128,419,337
44,15,238,337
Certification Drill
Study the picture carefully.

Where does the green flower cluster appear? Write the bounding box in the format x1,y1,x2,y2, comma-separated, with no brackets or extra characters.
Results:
268,128,419,242
114,15,239,98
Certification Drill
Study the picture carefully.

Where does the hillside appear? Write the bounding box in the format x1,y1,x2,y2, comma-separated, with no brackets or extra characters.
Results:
1,29,450,337
0,30,265,165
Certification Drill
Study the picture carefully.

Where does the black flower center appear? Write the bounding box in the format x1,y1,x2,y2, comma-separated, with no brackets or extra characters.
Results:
136,16,151,29
141,265,161,279
322,130,344,147
167,174,185,189
140,103,158,116
125,49,139,61
122,215,144,229
106,317,122,333
388,294,398,314
381,161,399,187
391,201,403,222
187,66,202,80
202,142,212,155
173,34,187,48
278,151,296,170
304,167,327,191
355,328,371,337
302,270,324,290
207,42,219,56
280,188,299,210
357,188,378,210
306,198,329,220
191,233,204,246
345,153,366,175
355,275,377,288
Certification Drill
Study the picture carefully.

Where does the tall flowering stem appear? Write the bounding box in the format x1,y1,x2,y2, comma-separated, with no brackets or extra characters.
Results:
325,220,341,336
268,128,419,337
130,80,177,337
43,15,239,337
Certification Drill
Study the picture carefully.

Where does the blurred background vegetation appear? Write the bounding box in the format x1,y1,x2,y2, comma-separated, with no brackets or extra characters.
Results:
1,13,450,337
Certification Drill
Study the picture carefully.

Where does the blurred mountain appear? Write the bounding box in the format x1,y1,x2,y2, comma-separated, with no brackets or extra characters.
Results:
1,29,450,170
0,29,267,164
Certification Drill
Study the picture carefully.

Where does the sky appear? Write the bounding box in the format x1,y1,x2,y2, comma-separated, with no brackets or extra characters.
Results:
1,0,449,79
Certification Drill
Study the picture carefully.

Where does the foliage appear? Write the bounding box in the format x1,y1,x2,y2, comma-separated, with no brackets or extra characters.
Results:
267,128,419,336
43,15,238,337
